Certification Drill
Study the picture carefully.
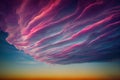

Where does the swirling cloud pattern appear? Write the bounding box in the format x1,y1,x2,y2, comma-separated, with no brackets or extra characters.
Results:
0,0,120,64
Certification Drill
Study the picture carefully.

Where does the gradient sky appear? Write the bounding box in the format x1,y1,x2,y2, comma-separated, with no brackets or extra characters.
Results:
0,0,120,79
0,31,120,79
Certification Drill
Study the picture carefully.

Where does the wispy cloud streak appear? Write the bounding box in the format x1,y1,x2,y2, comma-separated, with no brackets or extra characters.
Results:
0,0,120,64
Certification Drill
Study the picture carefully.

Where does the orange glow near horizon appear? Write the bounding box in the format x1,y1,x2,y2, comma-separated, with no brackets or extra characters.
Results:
0,63,120,80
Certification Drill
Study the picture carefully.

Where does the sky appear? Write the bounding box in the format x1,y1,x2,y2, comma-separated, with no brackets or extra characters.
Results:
0,33,120,79
0,0,120,80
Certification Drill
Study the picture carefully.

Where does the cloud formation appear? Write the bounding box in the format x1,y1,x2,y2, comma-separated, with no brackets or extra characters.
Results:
0,0,120,64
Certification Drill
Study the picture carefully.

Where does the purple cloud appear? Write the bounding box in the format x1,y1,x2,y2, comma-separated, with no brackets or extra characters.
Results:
0,0,120,64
